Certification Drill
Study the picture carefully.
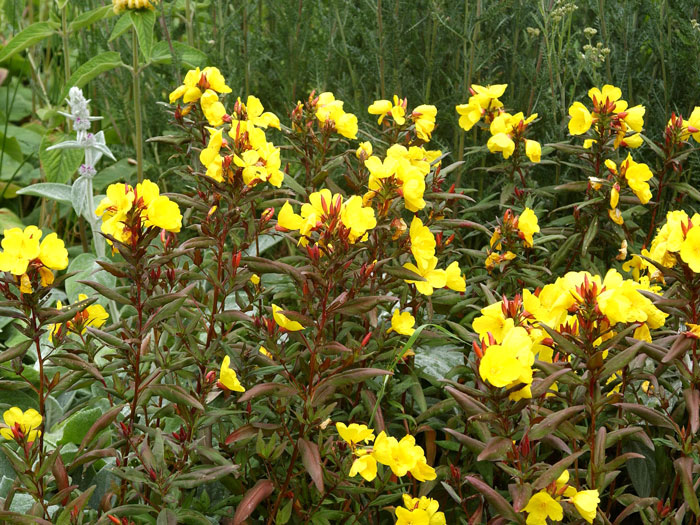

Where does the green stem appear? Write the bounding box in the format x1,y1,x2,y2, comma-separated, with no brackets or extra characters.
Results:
132,28,144,182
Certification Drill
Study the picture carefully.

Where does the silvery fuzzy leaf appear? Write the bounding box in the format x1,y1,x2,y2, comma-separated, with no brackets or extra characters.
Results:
46,140,83,151
71,175,91,218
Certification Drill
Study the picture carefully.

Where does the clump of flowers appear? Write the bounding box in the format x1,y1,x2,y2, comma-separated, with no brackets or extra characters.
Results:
487,111,541,163
169,66,232,106
313,92,358,139
1,407,42,443
523,471,600,524
336,423,436,482
403,216,465,296
456,83,508,131
568,84,645,149
368,95,437,141
362,144,442,213
643,210,700,273
95,179,182,246
277,189,376,250
602,153,653,224
395,494,446,525
485,208,540,271
49,294,109,343
0,226,69,293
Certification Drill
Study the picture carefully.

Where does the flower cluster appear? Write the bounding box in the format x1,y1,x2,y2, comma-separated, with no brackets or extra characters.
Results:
49,294,109,343
362,144,442,213
1,407,42,443
485,208,540,271
456,84,508,131
169,67,232,110
313,92,358,139
403,216,465,296
523,470,600,524
395,494,446,525
473,269,667,398
568,84,645,149
112,0,158,13
277,189,377,250
601,154,653,224
487,111,541,162
95,180,182,246
0,226,68,293
336,423,436,482
368,95,437,141
642,210,700,273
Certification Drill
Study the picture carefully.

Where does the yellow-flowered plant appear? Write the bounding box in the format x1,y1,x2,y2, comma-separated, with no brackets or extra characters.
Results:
395,494,446,525
315,92,358,139
456,83,508,131
218,355,245,392
369,95,437,142
49,294,109,343
1,407,42,442
0,226,68,293
112,0,158,14
485,208,540,272
95,179,182,246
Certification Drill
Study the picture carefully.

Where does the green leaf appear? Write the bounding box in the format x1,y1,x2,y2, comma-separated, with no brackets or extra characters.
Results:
109,13,132,42
232,480,275,525
129,9,156,61
151,41,209,69
39,132,83,184
147,384,204,411
69,5,115,32
529,405,584,440
16,182,72,204
0,21,58,63
60,51,123,101
48,407,102,446
0,132,22,162
66,253,117,304
298,438,324,492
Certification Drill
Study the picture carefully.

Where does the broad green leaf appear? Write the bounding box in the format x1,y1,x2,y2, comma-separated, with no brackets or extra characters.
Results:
151,41,209,69
69,4,115,32
129,9,156,61
60,51,123,101
47,407,102,446
16,182,72,204
109,13,132,42
0,208,24,229
0,132,22,162
65,253,117,304
39,132,83,183
0,21,59,63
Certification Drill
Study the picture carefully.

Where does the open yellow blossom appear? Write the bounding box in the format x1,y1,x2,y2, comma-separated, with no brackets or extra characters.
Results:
199,127,225,182
571,490,600,524
368,95,406,125
479,326,533,388
1,407,42,442
340,196,377,243
588,84,622,105
356,141,373,159
388,310,416,336
402,172,427,212
568,101,593,135
272,304,304,331
49,294,109,342
409,216,436,261
525,139,541,162
444,261,466,292
403,256,447,296
219,355,245,392
518,208,540,247
523,491,563,525
336,423,375,445
412,104,437,141
200,89,227,127
680,225,700,272
455,98,483,131
397,495,446,525
349,452,377,482
168,66,231,104
487,132,515,158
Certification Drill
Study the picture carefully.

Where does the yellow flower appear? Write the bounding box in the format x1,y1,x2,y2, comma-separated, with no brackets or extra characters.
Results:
523,491,563,525
609,207,623,225
349,453,377,481
444,261,466,292
399,495,445,525
402,172,427,212
113,0,158,14
623,105,645,132
610,185,620,209
623,154,653,204
403,256,447,296
479,326,533,388
680,225,700,272
243,95,280,129
409,457,437,482
412,104,437,141
336,422,375,445
455,98,483,131
525,139,541,163
356,141,373,159
259,346,271,358
340,196,376,243
568,101,593,135
201,89,227,127
688,106,700,142
0,226,41,275
250,274,261,286
571,490,600,524
372,432,424,477
487,132,515,158
409,216,436,262
368,95,405,125
234,149,267,186
335,112,359,139
518,208,540,247
168,66,231,104
395,507,430,525
472,83,507,106
199,127,225,182
219,355,245,392
1,407,42,442
277,201,305,231
316,93,358,139
472,302,514,342
272,304,304,331
588,84,622,105
388,310,416,336
146,196,182,232
49,294,109,342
